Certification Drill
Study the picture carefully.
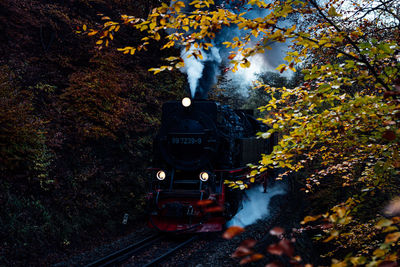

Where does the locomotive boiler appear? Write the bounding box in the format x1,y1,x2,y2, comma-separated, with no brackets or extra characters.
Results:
147,97,275,232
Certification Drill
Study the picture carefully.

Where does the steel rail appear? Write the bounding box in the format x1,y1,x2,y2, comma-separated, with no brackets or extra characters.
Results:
142,235,199,267
85,233,165,267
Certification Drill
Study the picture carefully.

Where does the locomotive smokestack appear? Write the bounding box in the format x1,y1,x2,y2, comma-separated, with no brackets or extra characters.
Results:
194,91,202,99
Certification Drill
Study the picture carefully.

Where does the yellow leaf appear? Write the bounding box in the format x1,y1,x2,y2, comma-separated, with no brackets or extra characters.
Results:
165,56,179,61
373,248,386,257
149,68,161,74
175,61,185,68
88,30,98,36
250,170,258,176
286,24,296,34
301,215,321,224
83,24,87,31
96,40,103,45
276,64,287,73
383,226,399,233
335,207,346,218
323,230,339,242
240,60,251,68
150,22,156,30
115,25,120,32
328,6,339,16
376,218,393,229
332,261,347,267
117,46,131,51
161,41,175,50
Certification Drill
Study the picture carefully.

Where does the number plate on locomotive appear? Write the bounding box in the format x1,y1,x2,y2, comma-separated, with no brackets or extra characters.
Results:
170,137,202,145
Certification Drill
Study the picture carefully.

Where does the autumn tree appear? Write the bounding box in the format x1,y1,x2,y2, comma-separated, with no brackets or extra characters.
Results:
83,0,400,264
0,1,189,265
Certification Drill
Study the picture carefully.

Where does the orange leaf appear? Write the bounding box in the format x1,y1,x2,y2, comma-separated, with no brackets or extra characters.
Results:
267,243,284,256
239,254,264,265
269,227,285,236
240,239,257,249
278,239,294,257
231,246,253,258
301,215,321,224
385,232,400,243
223,226,245,239
228,53,236,60
266,260,284,267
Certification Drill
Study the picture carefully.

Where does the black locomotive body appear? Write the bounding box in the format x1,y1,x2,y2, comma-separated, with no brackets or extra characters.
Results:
147,99,274,232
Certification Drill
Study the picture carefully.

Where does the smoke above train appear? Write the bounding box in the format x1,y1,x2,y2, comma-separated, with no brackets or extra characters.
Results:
172,0,289,99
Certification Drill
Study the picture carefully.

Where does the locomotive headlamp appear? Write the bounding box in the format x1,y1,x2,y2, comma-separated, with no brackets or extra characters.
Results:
156,170,166,181
182,97,191,108
199,172,209,182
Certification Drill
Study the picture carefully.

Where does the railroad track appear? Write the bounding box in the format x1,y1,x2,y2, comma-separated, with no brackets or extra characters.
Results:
85,233,198,267
141,235,199,267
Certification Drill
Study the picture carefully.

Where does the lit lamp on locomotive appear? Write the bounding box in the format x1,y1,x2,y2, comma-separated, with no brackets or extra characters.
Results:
181,97,191,107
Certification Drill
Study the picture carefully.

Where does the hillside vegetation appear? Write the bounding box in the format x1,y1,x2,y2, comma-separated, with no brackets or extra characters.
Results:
0,0,185,265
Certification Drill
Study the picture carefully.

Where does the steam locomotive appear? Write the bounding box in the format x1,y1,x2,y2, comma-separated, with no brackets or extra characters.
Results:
147,98,275,232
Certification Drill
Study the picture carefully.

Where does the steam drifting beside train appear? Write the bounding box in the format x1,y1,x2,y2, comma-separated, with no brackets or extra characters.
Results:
147,98,276,232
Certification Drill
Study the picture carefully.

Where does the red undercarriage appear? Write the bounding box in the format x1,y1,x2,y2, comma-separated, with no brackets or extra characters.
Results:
147,168,253,233
148,192,226,233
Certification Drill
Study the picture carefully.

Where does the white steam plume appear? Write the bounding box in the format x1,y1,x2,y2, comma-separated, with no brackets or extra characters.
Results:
172,0,292,98
226,183,287,228
181,45,221,98
223,42,290,96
